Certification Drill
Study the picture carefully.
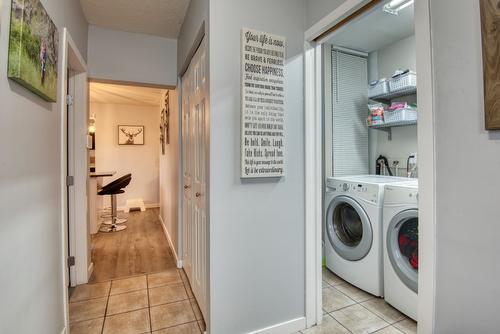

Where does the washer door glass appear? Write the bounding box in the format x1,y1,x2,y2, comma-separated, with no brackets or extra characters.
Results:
387,209,418,293
326,196,373,261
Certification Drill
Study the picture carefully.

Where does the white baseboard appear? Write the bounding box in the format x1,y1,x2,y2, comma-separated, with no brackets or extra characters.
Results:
248,317,306,334
87,262,94,282
158,215,182,268
117,203,160,212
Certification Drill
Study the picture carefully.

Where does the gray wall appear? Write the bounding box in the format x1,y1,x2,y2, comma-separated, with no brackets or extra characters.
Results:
305,0,347,30
87,25,177,86
45,0,88,60
377,35,416,79
369,35,418,175
0,0,88,333
430,0,500,332
209,0,306,333
177,0,208,74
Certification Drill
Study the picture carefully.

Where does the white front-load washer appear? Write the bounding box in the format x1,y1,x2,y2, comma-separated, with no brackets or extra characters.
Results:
383,182,418,320
324,175,410,296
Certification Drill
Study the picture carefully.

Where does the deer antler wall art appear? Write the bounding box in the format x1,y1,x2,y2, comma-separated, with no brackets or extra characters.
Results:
118,125,145,145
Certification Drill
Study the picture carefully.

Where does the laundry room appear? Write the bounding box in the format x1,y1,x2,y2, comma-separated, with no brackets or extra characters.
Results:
320,1,419,334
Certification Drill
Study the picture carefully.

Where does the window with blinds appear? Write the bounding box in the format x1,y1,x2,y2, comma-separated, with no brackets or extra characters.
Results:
331,49,369,177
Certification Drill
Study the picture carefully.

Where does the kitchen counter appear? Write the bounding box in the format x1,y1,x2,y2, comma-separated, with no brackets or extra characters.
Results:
89,171,116,178
88,171,115,234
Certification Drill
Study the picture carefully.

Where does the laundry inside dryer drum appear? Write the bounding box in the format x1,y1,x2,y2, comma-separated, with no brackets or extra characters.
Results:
398,218,418,271
333,203,363,247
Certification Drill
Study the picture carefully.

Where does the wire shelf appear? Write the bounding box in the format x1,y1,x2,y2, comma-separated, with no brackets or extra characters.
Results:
368,119,417,140
368,86,417,102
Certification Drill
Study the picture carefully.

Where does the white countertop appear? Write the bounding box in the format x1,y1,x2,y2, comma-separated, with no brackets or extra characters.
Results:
89,171,116,178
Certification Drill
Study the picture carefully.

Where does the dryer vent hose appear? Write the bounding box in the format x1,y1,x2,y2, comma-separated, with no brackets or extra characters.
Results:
376,155,393,176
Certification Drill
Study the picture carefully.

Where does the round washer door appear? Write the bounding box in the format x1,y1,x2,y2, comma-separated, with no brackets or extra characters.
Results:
326,195,373,261
387,209,418,293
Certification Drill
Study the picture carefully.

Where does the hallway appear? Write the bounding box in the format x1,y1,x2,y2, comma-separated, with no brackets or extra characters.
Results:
89,209,177,283
69,202,206,333
69,268,205,333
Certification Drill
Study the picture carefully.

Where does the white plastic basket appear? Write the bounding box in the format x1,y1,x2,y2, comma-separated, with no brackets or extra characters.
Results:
368,80,389,98
384,108,417,124
389,72,417,93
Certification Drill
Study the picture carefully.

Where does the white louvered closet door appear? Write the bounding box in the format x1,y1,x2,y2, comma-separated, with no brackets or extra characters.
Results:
331,49,369,177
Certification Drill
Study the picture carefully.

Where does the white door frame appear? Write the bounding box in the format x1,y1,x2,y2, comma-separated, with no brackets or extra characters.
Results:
303,1,436,332
59,27,89,332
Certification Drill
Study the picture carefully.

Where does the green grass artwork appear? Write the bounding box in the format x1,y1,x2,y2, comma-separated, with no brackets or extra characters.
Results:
7,0,58,102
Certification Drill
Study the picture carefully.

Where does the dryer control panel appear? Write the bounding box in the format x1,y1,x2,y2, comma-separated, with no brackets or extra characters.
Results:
327,179,381,204
384,185,418,205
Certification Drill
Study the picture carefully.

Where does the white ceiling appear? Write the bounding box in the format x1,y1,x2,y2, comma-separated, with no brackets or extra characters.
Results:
80,0,191,38
326,3,414,53
90,82,165,106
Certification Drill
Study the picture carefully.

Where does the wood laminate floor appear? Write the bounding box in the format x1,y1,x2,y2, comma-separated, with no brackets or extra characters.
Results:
89,208,177,283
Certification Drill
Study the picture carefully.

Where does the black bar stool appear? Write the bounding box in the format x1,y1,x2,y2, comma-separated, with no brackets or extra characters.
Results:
98,174,132,233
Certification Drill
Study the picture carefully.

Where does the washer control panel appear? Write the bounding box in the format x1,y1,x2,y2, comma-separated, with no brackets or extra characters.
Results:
327,179,380,204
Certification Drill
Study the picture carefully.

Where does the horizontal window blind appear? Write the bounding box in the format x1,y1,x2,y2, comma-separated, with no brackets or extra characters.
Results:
331,49,369,177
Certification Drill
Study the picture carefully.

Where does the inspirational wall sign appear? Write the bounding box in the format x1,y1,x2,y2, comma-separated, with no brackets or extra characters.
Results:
241,28,286,178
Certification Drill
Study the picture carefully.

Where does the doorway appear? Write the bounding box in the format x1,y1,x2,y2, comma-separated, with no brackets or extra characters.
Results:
60,27,90,331
67,78,208,332
304,1,435,333
63,30,90,290
86,81,176,282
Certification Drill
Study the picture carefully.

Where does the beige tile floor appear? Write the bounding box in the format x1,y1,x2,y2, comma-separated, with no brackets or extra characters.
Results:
69,268,205,334
301,268,417,334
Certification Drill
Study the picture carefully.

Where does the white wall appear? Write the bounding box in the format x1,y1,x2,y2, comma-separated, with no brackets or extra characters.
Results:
209,0,306,333
88,25,177,86
0,0,88,333
159,89,181,258
369,35,418,175
93,103,160,208
429,0,500,332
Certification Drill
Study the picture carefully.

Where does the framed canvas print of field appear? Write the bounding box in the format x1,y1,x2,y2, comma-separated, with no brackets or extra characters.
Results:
8,0,58,102
118,125,144,145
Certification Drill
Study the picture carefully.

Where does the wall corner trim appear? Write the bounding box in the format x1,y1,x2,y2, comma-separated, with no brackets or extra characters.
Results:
247,317,306,334
158,215,182,268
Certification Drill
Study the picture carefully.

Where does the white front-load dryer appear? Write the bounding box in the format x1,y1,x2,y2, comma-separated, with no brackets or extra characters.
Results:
383,182,418,320
324,175,410,296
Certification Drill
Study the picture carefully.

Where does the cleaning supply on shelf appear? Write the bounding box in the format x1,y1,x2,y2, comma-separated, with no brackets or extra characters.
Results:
390,70,417,93
392,69,410,78
368,78,389,98
367,102,386,126
388,101,417,111
388,101,408,110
